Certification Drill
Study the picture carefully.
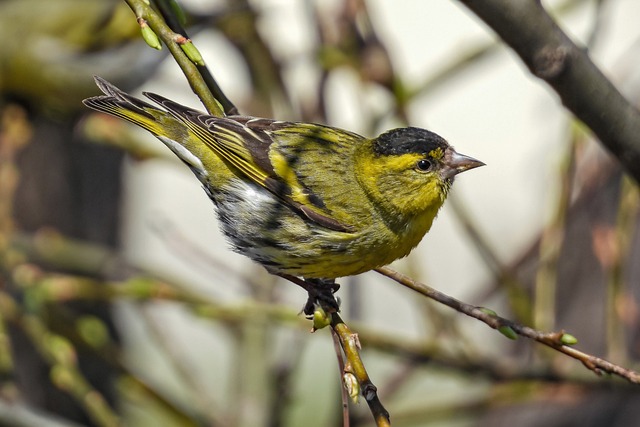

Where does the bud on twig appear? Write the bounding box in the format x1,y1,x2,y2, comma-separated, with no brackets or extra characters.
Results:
138,18,162,50
343,372,360,404
174,35,204,66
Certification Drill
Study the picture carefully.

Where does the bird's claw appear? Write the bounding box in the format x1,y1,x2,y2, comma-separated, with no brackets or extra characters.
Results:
302,278,341,317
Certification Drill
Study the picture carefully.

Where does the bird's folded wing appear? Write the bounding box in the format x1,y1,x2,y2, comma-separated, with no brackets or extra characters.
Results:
141,97,354,233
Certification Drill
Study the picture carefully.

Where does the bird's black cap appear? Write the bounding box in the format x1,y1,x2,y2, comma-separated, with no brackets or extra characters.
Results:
373,127,448,156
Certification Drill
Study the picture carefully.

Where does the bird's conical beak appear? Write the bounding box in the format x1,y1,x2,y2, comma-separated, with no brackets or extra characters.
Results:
441,147,485,180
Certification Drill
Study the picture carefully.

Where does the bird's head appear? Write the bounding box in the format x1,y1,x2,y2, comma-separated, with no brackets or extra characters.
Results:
355,127,484,224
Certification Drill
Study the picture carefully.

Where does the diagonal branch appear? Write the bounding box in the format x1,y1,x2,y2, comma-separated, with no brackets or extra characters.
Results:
123,0,224,116
152,0,238,115
376,266,640,384
457,0,640,183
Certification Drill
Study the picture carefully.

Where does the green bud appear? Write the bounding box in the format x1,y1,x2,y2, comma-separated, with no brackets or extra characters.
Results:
478,307,517,339
140,23,162,50
126,277,155,298
180,40,205,66
478,307,497,316
343,372,359,404
498,325,518,340
560,333,578,345
311,305,332,332
50,365,75,391
48,335,77,366
77,316,109,349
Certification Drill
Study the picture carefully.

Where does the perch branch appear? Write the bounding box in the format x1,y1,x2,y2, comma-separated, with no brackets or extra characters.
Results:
376,266,640,384
331,313,391,427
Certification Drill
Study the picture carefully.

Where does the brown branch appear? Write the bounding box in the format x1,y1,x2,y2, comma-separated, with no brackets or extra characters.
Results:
331,329,351,427
457,0,640,183
376,266,640,384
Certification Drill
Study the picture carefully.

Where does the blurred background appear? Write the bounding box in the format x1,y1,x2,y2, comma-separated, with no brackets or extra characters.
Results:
1,0,640,426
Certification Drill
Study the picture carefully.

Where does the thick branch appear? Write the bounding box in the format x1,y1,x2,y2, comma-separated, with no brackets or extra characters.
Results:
457,0,640,182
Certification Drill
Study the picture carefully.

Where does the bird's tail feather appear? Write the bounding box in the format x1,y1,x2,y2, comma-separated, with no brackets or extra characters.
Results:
83,76,172,137
84,76,214,176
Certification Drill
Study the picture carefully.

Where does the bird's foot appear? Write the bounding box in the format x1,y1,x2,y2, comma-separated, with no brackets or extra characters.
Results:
275,273,341,324
302,278,341,317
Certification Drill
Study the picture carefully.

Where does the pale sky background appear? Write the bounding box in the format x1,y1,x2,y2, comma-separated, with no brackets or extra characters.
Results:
115,1,640,425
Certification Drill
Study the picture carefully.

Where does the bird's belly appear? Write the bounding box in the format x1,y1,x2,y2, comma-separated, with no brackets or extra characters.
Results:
213,180,430,279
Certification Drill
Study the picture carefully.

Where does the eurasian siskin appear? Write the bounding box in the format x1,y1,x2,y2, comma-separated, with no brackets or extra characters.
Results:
83,77,483,301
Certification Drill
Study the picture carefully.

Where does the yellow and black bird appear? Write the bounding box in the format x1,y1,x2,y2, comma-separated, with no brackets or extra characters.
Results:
84,76,483,310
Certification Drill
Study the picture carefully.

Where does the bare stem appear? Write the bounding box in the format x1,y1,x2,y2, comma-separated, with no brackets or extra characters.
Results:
376,266,640,384
331,329,350,427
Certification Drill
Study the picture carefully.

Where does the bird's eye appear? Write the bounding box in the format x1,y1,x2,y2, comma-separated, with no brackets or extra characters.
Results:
416,159,432,171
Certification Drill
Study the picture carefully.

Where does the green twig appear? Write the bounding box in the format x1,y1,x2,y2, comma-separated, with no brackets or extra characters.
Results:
331,313,390,427
152,0,238,115
18,315,120,427
123,0,224,116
